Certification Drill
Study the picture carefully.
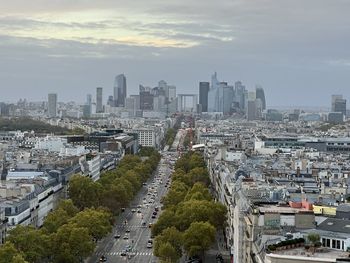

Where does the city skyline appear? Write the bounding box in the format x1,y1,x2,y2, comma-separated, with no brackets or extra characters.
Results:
0,0,350,106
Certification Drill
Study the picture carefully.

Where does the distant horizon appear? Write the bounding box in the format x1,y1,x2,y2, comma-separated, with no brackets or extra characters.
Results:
1,1,350,106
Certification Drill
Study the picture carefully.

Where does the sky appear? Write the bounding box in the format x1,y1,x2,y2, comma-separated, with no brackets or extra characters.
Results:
0,0,349,107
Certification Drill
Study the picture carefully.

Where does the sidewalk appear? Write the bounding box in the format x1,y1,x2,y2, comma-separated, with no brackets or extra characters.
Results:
204,231,231,263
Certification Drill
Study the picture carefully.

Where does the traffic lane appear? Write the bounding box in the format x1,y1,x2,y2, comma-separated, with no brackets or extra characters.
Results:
105,161,169,262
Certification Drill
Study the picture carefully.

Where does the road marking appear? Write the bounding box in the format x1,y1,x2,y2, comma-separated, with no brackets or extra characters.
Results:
101,251,154,256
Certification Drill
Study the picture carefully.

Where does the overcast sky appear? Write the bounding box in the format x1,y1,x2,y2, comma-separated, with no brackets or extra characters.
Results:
0,0,349,107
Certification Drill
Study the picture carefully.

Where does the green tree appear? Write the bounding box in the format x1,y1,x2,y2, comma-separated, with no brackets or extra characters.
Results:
100,183,131,213
183,222,216,259
175,200,227,231
69,208,112,240
50,223,95,263
185,183,212,201
156,242,178,263
68,175,102,209
152,209,178,237
162,181,189,208
187,167,210,187
154,227,183,262
7,226,49,263
43,200,79,233
0,242,27,263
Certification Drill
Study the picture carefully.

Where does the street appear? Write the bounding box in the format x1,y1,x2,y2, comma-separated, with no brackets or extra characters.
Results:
88,152,175,263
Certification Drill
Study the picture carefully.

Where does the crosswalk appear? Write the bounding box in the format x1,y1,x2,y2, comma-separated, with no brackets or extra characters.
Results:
96,251,153,256
115,224,146,229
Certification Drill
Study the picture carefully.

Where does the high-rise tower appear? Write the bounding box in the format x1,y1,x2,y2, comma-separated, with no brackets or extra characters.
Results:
96,87,103,113
255,86,266,110
113,74,127,107
48,93,57,118
199,82,210,112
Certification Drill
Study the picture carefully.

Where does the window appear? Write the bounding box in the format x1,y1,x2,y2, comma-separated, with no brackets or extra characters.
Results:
332,239,336,248
336,240,340,249
326,239,330,247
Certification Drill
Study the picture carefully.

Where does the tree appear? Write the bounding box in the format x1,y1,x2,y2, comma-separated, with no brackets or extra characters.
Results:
183,222,216,259
58,200,79,217
185,183,212,201
162,181,189,208
43,208,72,234
152,209,178,237
50,223,95,263
307,232,320,245
69,208,112,240
100,183,131,213
7,226,49,263
68,175,102,209
0,242,27,263
175,200,226,231
187,167,210,187
154,227,183,262
156,242,178,263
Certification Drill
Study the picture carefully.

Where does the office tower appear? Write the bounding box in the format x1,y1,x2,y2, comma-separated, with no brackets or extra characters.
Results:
255,85,266,110
48,93,57,118
223,86,234,114
234,81,246,110
246,91,256,120
125,97,136,117
158,80,176,102
83,94,92,118
331,95,343,112
334,99,347,116
113,74,127,107
96,87,103,113
332,95,346,116
199,82,209,112
130,95,140,110
208,72,225,112
139,85,153,110
107,95,114,107
167,86,176,101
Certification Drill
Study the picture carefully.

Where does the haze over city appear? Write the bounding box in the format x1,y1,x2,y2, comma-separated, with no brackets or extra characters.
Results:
0,0,349,106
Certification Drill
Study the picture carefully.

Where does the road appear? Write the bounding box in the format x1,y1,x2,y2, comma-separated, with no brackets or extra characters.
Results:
88,152,176,263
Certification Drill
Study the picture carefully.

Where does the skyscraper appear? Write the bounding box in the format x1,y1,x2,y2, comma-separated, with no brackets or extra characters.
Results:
48,93,57,118
96,87,103,113
334,98,347,116
139,85,153,110
255,86,266,110
83,94,92,118
113,74,127,107
331,94,346,116
199,82,209,112
234,81,246,111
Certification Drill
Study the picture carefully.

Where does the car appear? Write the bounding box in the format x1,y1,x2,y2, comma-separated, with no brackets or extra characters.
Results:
142,183,147,186
137,209,142,213
131,208,136,213
142,221,146,227
114,234,121,239
99,255,107,262
120,250,127,256
154,207,159,212
121,208,125,212
152,211,157,215
148,223,153,228
151,215,156,219
125,229,130,233
147,242,153,248
137,205,142,208
148,239,153,244
123,234,129,240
